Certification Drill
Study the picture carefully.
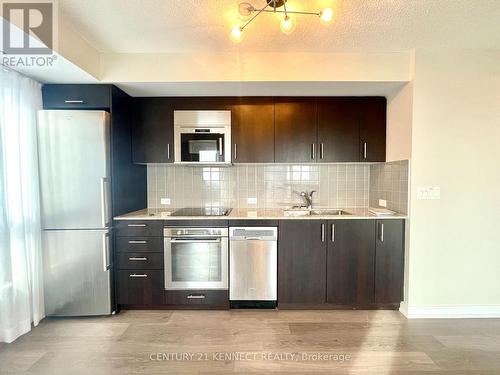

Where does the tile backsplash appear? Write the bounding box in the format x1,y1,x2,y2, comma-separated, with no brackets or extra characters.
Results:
147,164,370,210
369,160,409,214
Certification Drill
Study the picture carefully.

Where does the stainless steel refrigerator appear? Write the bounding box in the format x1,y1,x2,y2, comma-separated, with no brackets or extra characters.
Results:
38,110,113,316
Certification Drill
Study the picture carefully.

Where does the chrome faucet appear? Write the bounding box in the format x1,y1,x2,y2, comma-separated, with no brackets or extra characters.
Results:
300,190,316,210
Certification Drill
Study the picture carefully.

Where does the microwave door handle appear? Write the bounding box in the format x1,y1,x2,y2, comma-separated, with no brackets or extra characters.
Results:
218,137,223,156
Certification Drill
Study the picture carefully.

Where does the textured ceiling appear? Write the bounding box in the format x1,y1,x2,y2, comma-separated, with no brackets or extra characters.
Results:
58,0,500,53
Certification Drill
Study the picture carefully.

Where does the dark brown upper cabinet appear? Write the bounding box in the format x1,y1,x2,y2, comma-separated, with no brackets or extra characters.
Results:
278,220,327,307
359,97,387,162
375,219,405,304
42,84,111,110
317,98,360,162
132,98,174,164
275,98,317,163
327,220,376,306
232,98,275,163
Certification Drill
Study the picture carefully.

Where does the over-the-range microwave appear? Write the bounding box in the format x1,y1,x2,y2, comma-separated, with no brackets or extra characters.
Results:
174,110,231,165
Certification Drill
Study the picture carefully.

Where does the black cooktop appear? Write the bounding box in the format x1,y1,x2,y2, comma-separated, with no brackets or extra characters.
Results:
170,207,232,217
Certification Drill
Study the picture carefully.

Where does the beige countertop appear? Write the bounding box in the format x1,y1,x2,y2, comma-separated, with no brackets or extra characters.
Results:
114,208,407,221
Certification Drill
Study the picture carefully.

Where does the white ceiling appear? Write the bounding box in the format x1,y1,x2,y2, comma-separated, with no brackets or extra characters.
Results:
59,0,500,53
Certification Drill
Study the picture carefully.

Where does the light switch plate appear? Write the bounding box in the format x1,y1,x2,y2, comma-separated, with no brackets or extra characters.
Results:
247,197,257,205
378,199,387,207
160,198,171,205
417,186,441,200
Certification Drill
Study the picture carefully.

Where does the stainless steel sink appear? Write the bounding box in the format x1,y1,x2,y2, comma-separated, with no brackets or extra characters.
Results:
310,209,351,216
283,208,352,217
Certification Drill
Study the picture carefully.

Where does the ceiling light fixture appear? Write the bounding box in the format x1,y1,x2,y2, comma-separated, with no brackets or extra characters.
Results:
230,0,334,42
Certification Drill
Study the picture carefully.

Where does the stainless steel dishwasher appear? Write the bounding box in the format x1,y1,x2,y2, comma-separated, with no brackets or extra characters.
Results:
229,227,278,307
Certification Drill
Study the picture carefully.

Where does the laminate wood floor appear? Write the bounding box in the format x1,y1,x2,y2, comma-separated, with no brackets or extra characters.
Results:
2,310,500,374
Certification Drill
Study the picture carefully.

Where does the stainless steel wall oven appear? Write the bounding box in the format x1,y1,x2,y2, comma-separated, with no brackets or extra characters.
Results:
164,227,229,290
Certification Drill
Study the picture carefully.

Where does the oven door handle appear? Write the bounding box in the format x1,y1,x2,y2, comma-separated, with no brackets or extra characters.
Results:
169,239,221,243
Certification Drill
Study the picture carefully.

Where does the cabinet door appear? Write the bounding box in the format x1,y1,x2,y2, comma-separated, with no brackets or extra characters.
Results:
275,99,317,163
317,98,359,162
278,220,326,306
375,220,405,304
327,220,376,306
42,84,111,109
132,98,174,163
232,98,275,163
359,97,386,162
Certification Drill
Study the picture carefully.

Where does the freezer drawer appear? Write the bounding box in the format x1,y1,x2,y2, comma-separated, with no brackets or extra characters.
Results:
42,229,112,316
229,227,278,301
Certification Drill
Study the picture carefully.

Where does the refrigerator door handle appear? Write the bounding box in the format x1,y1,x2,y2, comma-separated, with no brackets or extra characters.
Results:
102,231,110,271
100,177,110,227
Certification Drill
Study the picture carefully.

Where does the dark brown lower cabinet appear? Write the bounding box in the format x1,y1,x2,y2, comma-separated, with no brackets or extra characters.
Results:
116,270,164,306
375,220,405,304
278,219,405,310
165,290,229,309
327,220,376,306
278,220,327,307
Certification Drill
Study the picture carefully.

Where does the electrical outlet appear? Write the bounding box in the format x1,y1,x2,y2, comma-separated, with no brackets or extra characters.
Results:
160,198,171,205
247,197,257,205
417,186,441,200
378,199,387,207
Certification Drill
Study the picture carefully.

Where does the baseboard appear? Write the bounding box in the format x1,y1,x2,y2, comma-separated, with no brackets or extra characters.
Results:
405,304,500,319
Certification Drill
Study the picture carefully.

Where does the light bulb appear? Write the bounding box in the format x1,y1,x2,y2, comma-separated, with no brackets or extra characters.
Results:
280,15,296,34
230,25,243,43
319,7,334,25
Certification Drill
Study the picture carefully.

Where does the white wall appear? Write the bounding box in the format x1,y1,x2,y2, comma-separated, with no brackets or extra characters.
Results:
405,49,500,317
386,81,413,162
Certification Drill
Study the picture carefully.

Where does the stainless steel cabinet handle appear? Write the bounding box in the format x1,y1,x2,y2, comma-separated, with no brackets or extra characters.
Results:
244,236,263,241
128,224,146,227
64,100,84,103
234,144,237,160
129,274,148,278
311,143,316,160
320,143,324,159
379,223,384,242
321,223,325,242
218,138,223,156
331,224,335,242
128,257,148,261
167,143,171,160
170,239,221,243
363,142,367,159
187,294,205,299
128,240,147,244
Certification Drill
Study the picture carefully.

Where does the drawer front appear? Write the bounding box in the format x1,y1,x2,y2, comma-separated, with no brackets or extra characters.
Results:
42,84,111,109
116,270,164,305
116,252,164,270
115,220,164,237
165,290,229,308
115,236,163,252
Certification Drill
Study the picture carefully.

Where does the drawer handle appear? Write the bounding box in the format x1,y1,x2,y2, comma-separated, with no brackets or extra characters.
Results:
128,240,147,244
129,274,148,278
127,224,147,227
128,257,148,261
187,294,205,299
64,100,84,104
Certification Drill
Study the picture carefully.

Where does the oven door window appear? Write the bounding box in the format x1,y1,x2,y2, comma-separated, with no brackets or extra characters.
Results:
168,240,226,289
181,133,225,162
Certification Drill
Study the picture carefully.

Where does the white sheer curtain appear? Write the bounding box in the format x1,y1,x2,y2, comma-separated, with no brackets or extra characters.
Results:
0,68,44,343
